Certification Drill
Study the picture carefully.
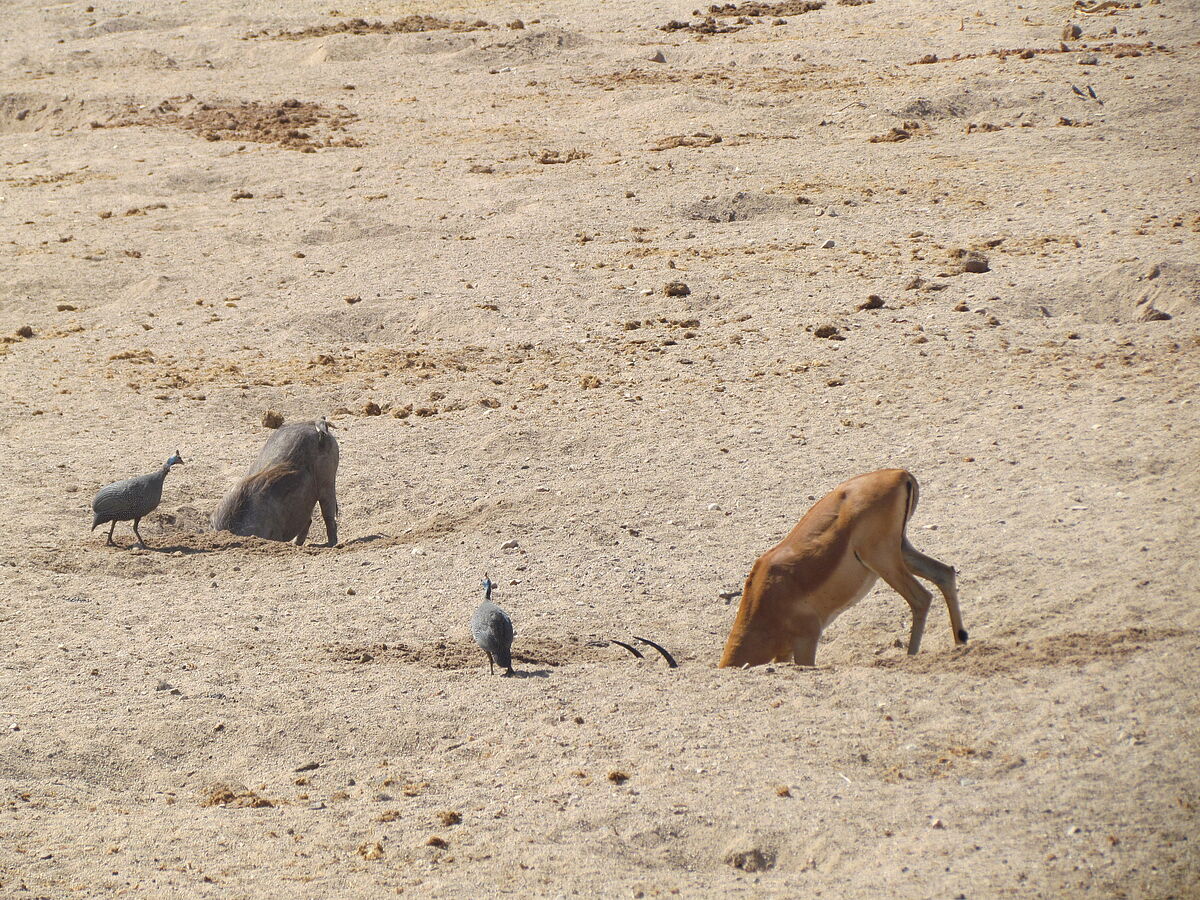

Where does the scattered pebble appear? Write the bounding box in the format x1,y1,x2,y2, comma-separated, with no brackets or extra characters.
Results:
822,239,835,249
500,539,519,550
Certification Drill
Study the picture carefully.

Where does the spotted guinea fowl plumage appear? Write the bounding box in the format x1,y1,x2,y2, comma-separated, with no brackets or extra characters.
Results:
91,451,183,547
471,575,514,676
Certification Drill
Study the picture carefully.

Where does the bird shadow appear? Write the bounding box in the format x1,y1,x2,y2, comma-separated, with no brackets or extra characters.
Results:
510,669,551,679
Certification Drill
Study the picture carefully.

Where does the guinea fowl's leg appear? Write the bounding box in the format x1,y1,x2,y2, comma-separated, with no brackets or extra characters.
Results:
132,518,147,549
486,651,494,675
106,521,117,546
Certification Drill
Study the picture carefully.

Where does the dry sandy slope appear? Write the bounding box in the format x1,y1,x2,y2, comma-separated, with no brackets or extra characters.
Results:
1,0,1198,896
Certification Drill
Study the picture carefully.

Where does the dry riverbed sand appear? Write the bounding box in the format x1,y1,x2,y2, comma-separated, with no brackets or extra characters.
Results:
1,0,1198,896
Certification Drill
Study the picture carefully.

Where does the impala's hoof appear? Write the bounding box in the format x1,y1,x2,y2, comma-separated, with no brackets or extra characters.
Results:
957,628,969,644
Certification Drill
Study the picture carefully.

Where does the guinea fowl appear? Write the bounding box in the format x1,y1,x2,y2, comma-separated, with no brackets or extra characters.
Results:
91,452,184,548
471,574,515,676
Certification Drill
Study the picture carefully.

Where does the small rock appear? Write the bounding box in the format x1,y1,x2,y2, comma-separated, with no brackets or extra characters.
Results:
1067,825,1082,835
308,800,326,810
426,835,448,848
411,547,426,557
362,401,382,416
931,818,945,829
649,49,666,63
707,503,721,511
813,324,842,339
15,325,34,339
858,294,884,310
1079,55,1098,65
822,239,835,249
500,539,519,550
663,281,691,297
294,762,320,772
1062,23,1082,40
155,680,172,692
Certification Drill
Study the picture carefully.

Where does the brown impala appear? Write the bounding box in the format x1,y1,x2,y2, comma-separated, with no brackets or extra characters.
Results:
720,469,968,668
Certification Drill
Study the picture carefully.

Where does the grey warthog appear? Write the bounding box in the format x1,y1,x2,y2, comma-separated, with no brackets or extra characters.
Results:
212,418,339,546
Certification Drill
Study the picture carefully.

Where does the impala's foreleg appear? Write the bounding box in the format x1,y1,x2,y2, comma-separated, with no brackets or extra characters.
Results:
902,540,968,645
790,613,823,667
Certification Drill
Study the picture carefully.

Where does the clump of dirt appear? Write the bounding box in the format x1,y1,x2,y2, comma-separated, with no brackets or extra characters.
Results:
201,783,274,808
706,1,825,15
659,18,743,34
941,248,991,275
133,97,360,151
255,16,494,40
908,41,1161,66
723,842,776,872
869,126,913,143
530,148,589,164
650,133,722,151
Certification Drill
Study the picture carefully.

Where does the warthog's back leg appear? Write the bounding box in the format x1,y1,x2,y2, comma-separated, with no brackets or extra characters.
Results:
319,490,338,547
902,539,967,645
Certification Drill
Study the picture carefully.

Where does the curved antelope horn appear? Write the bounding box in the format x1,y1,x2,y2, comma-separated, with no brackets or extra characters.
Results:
608,639,643,659
633,636,678,668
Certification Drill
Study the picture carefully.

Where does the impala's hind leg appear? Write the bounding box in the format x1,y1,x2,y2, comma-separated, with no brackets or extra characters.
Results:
861,551,933,656
903,540,967,645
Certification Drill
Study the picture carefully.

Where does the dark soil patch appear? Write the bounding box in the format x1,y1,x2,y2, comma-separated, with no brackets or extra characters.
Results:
132,97,359,151
256,16,493,41
329,636,658,670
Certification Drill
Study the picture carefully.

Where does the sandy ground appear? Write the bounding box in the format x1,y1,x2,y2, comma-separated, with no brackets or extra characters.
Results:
2,0,1199,896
